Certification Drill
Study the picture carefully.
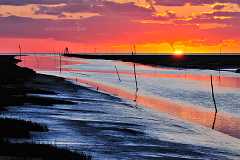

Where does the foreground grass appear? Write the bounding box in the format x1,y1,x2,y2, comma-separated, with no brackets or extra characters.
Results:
0,56,91,159
0,141,91,160
0,118,92,160
0,118,48,138
0,56,76,109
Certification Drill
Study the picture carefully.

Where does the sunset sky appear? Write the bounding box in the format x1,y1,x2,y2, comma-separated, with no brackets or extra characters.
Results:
0,0,240,54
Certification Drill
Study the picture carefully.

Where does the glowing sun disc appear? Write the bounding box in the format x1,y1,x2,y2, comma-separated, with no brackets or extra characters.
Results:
174,50,184,56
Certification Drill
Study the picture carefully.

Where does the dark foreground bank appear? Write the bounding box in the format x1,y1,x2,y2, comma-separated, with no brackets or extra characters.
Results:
65,54,240,70
0,55,91,160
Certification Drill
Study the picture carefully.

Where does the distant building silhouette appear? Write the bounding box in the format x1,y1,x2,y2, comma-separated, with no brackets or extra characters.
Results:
64,47,70,54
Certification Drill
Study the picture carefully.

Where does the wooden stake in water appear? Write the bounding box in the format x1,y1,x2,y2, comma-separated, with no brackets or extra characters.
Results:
133,63,138,102
19,44,22,60
114,65,121,82
212,111,217,130
210,75,218,113
59,53,62,73
210,75,218,129
132,45,138,102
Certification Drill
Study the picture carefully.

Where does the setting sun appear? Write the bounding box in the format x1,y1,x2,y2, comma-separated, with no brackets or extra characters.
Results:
174,50,184,56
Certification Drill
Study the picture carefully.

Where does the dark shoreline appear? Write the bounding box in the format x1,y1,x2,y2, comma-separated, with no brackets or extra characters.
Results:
0,55,91,160
64,54,240,71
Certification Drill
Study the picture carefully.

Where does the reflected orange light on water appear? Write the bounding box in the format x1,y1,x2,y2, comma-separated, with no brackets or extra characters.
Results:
64,68,240,89
18,56,240,89
18,55,240,139
73,78,240,139
17,56,88,71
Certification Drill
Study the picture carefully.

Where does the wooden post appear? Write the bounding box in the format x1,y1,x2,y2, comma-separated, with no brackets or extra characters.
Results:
210,75,218,113
114,65,121,82
132,45,138,102
59,52,62,73
19,44,22,60
210,75,218,129
212,111,217,129
133,63,138,102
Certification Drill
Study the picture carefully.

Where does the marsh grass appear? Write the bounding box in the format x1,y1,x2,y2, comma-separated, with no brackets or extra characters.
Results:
0,56,91,159
0,141,91,160
0,118,48,138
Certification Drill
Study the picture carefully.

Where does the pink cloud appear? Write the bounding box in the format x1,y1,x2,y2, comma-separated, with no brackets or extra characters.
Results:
0,0,239,52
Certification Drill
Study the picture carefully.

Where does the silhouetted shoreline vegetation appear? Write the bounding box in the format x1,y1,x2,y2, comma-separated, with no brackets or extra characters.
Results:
0,118,48,138
0,56,76,108
0,55,91,160
64,54,240,71
0,141,91,160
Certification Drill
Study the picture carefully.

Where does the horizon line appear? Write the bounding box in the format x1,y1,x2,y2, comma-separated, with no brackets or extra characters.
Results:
1,52,240,56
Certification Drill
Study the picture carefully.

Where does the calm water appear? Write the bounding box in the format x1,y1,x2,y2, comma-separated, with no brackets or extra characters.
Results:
4,54,240,159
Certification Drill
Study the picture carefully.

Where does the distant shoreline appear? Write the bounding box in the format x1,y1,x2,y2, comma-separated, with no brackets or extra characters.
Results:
1,53,240,55
64,54,240,72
